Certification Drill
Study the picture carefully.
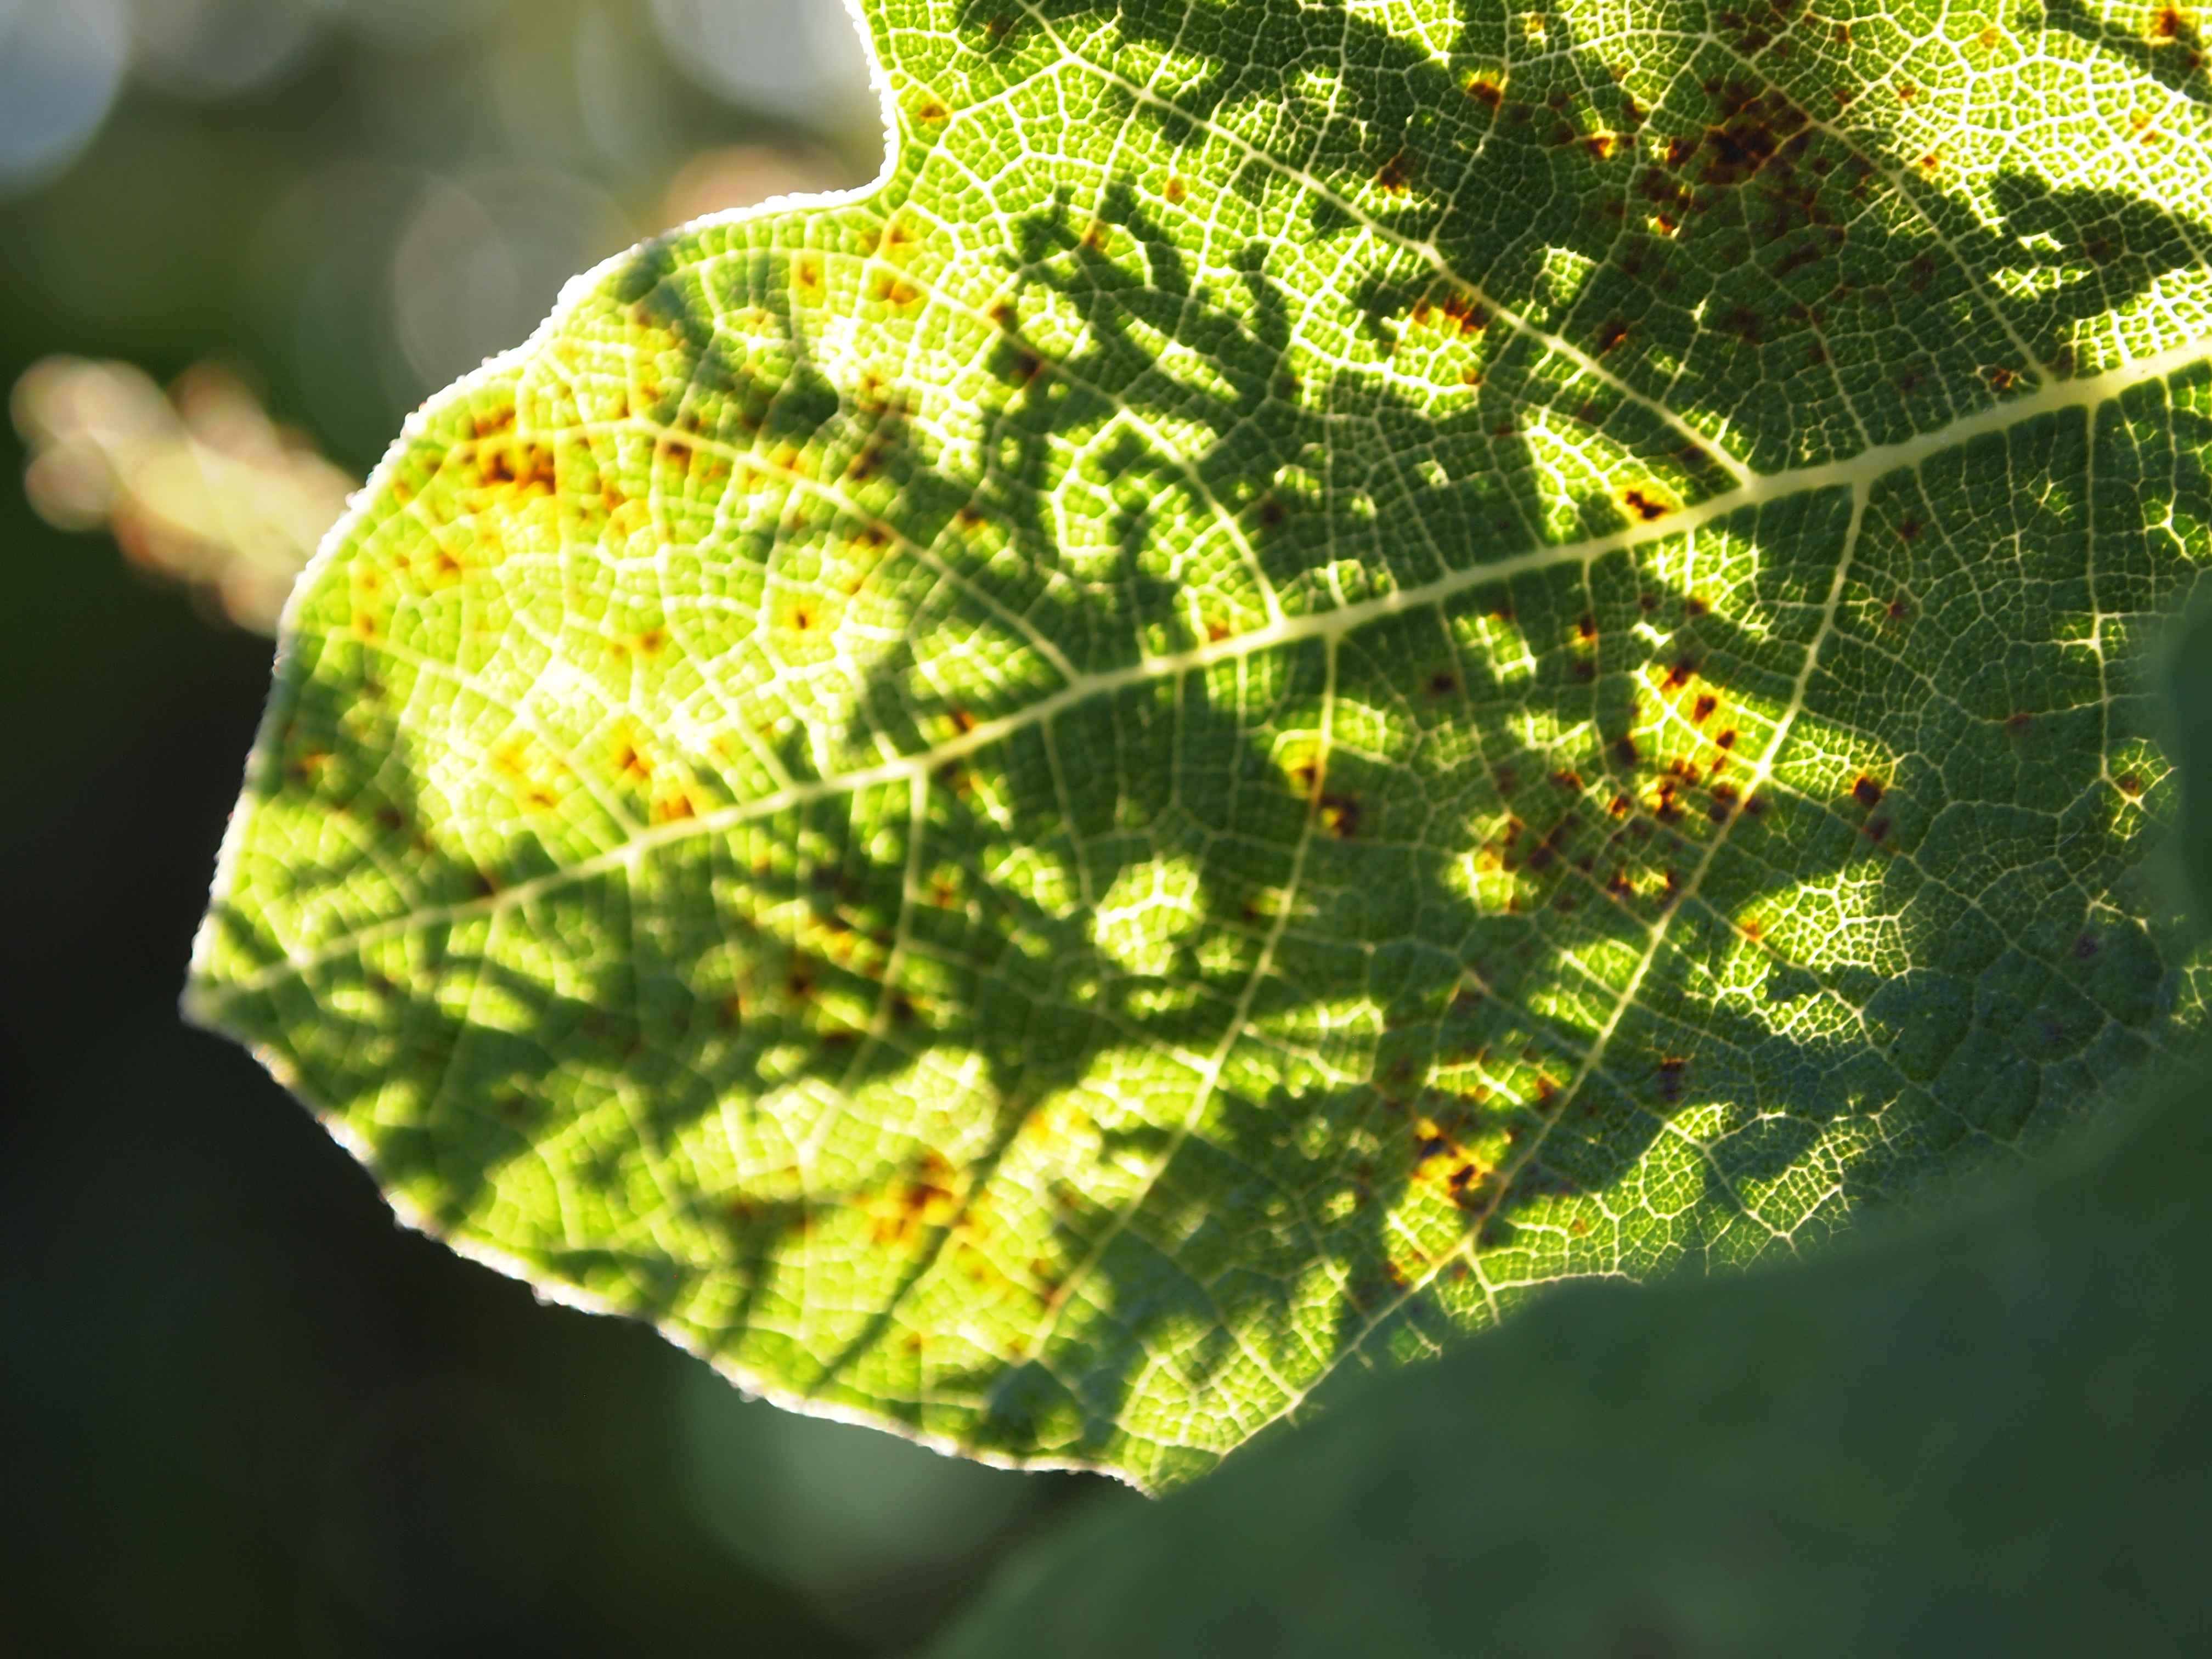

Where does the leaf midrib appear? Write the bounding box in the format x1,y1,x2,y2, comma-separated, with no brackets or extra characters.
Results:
190,328,2212,1010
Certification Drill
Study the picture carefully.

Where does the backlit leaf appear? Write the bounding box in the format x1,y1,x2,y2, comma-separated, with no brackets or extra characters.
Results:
190,0,2212,1489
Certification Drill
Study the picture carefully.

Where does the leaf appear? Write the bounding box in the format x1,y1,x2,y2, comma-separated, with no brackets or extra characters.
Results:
923,1040,2212,1659
189,0,2212,1489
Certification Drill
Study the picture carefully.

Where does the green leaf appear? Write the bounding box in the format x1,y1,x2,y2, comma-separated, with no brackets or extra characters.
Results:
923,1042,2212,1659
189,0,2212,1488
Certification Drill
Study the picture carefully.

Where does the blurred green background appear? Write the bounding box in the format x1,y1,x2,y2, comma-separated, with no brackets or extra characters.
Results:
0,3,1131,1652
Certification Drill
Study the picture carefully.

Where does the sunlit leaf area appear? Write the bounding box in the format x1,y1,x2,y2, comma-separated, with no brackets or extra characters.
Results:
1,3,1136,1654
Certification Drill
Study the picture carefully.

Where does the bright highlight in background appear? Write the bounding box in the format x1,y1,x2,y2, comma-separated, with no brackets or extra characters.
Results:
0,0,129,195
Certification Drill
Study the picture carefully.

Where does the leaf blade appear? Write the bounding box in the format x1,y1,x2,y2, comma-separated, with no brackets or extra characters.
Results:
191,0,2212,1486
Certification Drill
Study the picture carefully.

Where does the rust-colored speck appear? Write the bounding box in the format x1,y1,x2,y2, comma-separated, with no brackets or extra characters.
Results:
1693,693,1719,723
1376,152,1414,193
1622,487,1673,522
1441,293,1489,334
1853,776,1884,808
1666,655,1697,689
2120,773,2145,797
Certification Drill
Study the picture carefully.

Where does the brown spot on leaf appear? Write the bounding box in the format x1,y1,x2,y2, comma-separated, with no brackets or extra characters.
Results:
1853,776,1883,808
1440,293,1490,334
